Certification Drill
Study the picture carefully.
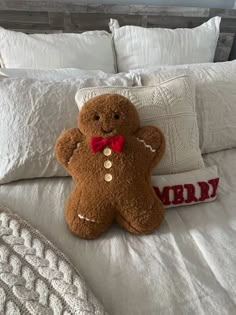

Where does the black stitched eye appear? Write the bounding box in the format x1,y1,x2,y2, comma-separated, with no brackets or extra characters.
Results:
94,114,100,121
114,113,120,120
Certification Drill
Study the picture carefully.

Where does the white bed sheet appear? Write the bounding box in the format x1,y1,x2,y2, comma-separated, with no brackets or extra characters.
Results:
0,149,236,315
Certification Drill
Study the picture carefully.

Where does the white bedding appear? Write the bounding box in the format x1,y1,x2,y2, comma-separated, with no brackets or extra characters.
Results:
0,149,236,315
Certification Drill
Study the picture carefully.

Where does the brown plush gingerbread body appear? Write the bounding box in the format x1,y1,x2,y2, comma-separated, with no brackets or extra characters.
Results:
55,94,165,239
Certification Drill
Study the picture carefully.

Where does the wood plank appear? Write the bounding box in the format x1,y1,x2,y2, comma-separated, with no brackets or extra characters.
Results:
220,17,236,32
147,16,207,29
7,28,63,34
81,5,210,17
70,13,143,31
0,10,48,24
48,12,64,29
214,32,235,61
210,8,236,18
0,0,87,12
0,1,215,16
147,16,236,32
229,34,236,60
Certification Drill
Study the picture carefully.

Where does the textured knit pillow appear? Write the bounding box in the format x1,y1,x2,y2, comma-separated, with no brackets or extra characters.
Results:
76,75,204,175
135,60,236,154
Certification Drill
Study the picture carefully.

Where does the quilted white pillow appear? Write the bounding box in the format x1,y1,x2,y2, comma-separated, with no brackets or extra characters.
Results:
109,17,221,72
0,74,138,184
0,27,115,72
135,60,236,154
75,75,204,175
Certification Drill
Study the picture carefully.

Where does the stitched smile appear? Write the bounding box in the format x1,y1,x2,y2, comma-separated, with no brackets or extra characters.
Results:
78,213,97,223
102,128,113,134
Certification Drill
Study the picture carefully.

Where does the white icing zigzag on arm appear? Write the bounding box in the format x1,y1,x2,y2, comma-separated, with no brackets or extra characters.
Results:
68,142,80,164
137,138,156,153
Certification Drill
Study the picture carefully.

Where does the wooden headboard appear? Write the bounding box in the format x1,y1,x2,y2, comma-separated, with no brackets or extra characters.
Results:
0,1,236,62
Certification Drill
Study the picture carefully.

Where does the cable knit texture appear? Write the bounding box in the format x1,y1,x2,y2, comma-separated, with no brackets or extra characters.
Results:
0,207,108,315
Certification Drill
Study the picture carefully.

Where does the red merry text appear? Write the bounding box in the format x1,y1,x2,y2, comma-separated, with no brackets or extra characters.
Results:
153,178,219,206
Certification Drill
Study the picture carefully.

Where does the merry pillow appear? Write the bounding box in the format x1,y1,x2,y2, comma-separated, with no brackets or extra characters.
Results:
152,166,219,208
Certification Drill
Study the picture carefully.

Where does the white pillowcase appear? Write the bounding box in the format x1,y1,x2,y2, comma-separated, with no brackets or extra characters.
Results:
0,27,115,72
76,75,204,175
135,60,236,154
0,68,141,85
152,165,219,208
109,17,221,72
0,74,138,184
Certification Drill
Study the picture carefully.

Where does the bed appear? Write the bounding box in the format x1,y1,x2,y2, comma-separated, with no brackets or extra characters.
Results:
0,2,236,315
1,149,236,314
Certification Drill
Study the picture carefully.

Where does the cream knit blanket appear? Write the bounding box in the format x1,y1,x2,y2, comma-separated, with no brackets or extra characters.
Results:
0,207,108,315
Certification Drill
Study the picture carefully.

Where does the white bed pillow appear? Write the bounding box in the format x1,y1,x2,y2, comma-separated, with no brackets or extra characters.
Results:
152,165,219,208
0,27,115,72
134,60,236,154
0,74,138,184
75,75,204,175
109,17,221,72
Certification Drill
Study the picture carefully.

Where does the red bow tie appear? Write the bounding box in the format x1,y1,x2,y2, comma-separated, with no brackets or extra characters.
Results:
91,136,124,153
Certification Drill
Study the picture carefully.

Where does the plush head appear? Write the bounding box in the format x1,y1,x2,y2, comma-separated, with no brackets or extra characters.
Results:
55,93,165,239
78,94,140,138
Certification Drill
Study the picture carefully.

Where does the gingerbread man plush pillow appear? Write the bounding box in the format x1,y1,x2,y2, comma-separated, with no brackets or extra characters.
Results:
55,94,165,239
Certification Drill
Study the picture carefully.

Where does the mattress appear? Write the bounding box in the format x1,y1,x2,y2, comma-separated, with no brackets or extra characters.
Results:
0,148,236,315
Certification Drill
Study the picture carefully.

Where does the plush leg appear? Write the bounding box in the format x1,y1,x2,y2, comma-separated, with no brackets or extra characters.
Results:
116,186,164,235
65,187,114,239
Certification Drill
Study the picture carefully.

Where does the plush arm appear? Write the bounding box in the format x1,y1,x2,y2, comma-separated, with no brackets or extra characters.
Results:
55,128,84,168
135,126,165,167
